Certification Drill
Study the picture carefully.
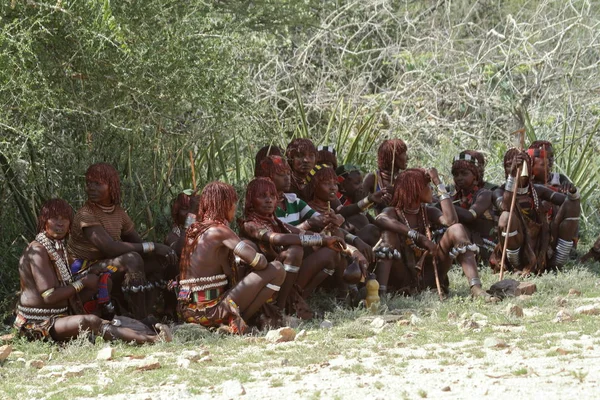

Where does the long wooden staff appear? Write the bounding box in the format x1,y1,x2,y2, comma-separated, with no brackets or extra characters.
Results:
390,141,397,185
425,221,444,301
189,150,197,191
499,128,526,280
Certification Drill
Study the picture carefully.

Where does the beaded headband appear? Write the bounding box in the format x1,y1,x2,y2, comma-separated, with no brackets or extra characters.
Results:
317,145,336,155
526,148,549,159
453,153,479,166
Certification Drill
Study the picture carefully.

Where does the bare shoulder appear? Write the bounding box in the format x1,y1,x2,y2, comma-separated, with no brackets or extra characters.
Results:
380,206,398,218
205,224,237,241
426,205,443,218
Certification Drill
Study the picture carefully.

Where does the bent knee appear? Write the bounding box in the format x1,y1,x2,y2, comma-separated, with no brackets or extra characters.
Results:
79,314,103,332
118,252,144,272
269,261,286,284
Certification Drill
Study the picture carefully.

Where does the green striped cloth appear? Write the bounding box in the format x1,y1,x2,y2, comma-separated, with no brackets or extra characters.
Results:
275,193,319,226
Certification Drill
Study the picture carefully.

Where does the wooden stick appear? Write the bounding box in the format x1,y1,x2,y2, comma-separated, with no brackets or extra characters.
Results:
390,141,397,184
543,144,549,184
499,166,522,280
499,128,527,281
189,150,197,191
425,223,444,301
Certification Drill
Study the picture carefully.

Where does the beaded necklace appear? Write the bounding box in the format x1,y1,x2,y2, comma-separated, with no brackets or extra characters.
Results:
455,185,480,209
398,205,428,252
35,232,72,285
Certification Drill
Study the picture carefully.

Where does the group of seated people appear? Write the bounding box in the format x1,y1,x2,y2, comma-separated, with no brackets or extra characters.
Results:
15,137,595,343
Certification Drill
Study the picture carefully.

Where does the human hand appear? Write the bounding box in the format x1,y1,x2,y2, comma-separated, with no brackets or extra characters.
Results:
155,243,178,266
323,236,346,252
426,168,441,185
353,238,375,264
369,186,392,205
423,238,437,254
81,273,99,290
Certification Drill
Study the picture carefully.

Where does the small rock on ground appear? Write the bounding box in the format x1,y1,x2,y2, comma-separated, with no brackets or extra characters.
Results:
505,304,524,317
568,288,582,297
26,360,45,369
575,304,600,315
222,379,246,398
320,320,333,329
554,310,573,323
484,337,508,349
265,327,296,343
0,344,12,362
96,347,114,361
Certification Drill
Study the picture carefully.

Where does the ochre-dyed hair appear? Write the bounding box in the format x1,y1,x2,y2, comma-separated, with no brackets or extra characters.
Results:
503,148,522,178
37,198,73,233
316,146,338,170
391,168,431,210
198,181,238,223
171,192,199,226
305,165,338,201
285,138,317,166
528,140,554,168
377,139,408,171
254,145,283,177
244,177,278,216
451,150,484,184
257,155,290,179
85,163,122,205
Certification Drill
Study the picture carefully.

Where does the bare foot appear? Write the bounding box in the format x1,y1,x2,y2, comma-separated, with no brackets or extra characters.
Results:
471,286,500,303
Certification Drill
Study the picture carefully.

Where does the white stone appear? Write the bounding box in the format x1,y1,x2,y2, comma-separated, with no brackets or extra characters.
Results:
96,347,114,361
222,380,246,398
575,304,600,315
553,310,573,323
370,317,386,329
484,337,508,349
176,357,191,369
410,314,422,325
320,320,333,329
181,350,201,361
265,327,296,343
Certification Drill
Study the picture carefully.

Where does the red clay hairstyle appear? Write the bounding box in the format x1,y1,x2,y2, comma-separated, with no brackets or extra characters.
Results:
244,177,278,217
377,139,408,171
254,145,283,177
85,163,122,205
305,164,338,201
285,138,317,166
37,198,73,233
257,155,290,179
197,181,238,223
171,192,199,226
391,168,431,210
451,150,484,184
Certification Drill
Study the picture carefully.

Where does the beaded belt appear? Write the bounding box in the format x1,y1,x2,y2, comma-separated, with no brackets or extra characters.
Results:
17,305,68,321
179,274,227,285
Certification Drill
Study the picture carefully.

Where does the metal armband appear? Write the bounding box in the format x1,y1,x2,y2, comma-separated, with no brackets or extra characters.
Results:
233,241,248,257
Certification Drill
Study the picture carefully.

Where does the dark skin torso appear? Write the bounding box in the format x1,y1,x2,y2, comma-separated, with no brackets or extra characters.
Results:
19,242,98,309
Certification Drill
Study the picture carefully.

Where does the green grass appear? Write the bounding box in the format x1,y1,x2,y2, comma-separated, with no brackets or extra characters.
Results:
2,259,600,398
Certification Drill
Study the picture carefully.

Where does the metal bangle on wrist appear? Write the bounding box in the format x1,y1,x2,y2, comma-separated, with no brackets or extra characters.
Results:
184,213,196,229
142,242,155,253
357,196,373,211
300,234,323,247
